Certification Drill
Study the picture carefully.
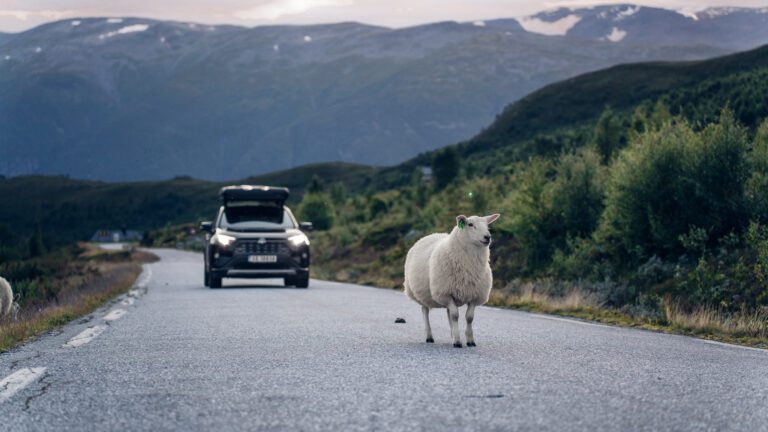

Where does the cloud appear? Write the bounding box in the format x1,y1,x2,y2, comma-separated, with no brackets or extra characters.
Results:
0,9,73,21
3,1,768,33
234,0,354,21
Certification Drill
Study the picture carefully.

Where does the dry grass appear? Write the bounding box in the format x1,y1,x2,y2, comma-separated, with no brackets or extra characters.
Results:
663,298,768,340
498,281,603,312
0,245,157,352
488,280,768,349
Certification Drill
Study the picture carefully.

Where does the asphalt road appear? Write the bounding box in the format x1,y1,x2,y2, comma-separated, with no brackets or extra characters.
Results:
1,248,767,431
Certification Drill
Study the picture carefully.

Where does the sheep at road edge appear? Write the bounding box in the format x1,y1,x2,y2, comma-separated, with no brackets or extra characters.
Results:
403,214,500,348
0,276,15,319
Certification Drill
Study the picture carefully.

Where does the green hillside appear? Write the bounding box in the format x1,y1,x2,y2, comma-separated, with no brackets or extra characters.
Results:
0,162,376,248
371,45,768,189
464,44,768,157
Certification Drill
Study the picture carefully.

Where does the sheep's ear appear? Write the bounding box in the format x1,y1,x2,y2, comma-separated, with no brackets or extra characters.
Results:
456,215,467,229
485,214,500,225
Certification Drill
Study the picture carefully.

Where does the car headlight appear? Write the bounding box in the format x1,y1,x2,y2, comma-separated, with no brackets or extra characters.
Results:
214,234,236,249
288,234,309,247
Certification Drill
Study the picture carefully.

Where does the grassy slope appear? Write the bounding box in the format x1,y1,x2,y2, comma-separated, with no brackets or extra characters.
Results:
464,44,768,154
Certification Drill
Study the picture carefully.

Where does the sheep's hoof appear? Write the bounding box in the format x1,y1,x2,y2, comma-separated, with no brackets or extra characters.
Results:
426,337,434,343
453,342,463,348
467,342,476,347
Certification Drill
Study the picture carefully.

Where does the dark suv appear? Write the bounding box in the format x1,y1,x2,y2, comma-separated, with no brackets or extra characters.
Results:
200,185,312,288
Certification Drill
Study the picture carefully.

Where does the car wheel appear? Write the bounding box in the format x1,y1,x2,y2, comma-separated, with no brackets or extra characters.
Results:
210,275,222,289
295,272,309,289
204,268,210,287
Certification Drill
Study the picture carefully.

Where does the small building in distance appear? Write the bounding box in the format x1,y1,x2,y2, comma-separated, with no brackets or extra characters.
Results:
91,229,143,243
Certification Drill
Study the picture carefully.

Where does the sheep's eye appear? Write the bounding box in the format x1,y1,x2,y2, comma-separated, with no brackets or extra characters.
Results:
468,223,474,228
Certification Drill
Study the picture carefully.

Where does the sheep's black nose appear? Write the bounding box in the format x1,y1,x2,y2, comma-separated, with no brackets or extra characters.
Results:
484,234,491,242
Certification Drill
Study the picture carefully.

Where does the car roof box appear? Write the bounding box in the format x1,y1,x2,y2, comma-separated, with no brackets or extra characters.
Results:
219,185,290,206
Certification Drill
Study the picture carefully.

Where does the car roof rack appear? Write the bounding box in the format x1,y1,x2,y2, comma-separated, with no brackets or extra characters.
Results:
219,185,290,205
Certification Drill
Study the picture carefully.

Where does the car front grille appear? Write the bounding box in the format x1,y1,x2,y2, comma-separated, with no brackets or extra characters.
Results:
235,240,289,255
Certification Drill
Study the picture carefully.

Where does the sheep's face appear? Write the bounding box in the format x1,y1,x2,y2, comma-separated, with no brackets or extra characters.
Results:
455,214,500,247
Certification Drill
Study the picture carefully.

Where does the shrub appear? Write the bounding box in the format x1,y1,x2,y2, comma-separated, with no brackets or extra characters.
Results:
747,120,768,223
29,223,46,258
368,196,389,220
596,112,751,262
297,193,335,230
501,150,604,273
593,106,624,163
431,146,460,190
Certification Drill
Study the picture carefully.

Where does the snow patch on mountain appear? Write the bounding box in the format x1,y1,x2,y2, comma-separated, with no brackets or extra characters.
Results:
605,27,627,42
106,18,123,24
616,6,640,20
71,20,81,26
303,35,312,42
473,21,486,27
700,7,768,18
519,14,581,36
100,24,150,39
677,9,700,21
597,5,640,21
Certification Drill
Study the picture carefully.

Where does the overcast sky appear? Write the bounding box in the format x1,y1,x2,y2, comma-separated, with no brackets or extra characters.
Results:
2,0,767,32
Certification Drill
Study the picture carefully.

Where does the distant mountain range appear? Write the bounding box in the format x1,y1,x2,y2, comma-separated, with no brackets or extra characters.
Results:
520,5,768,49
1,4,767,181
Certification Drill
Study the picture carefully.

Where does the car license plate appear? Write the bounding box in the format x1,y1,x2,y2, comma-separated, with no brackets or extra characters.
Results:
248,255,277,263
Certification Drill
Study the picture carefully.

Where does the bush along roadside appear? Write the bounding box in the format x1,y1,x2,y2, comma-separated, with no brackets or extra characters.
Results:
0,243,157,352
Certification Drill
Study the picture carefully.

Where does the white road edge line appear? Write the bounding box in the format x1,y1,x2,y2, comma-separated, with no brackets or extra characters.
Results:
128,265,153,298
0,368,47,403
121,297,135,306
699,338,768,354
64,325,107,348
482,306,611,329
530,313,612,329
103,309,127,321
136,265,153,288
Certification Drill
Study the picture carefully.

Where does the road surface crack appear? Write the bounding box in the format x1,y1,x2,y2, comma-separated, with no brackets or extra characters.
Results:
22,371,52,411
465,394,504,399
8,351,42,372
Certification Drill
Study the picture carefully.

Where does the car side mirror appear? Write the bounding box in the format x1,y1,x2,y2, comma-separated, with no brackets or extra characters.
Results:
300,222,314,232
200,221,213,233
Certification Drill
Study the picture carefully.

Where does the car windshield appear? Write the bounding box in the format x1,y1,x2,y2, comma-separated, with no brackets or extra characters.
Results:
219,206,295,231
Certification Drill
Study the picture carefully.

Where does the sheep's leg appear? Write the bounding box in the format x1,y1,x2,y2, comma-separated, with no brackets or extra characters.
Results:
422,306,434,343
465,304,476,347
446,300,462,348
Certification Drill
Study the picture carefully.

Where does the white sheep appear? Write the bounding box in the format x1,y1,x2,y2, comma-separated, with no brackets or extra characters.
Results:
404,214,500,347
0,276,15,319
